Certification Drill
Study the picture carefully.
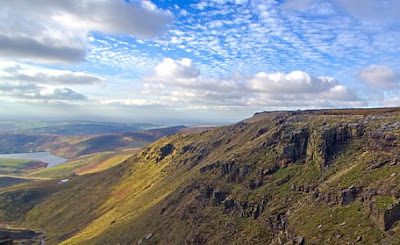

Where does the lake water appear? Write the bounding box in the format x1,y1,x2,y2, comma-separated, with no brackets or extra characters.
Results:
0,152,68,168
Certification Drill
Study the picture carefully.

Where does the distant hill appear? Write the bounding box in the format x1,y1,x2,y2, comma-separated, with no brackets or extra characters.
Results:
0,125,196,158
2,108,400,244
21,122,155,135
0,121,155,135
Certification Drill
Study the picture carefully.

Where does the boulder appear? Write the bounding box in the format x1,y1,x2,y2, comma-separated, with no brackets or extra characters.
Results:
223,199,235,212
341,186,362,205
371,131,383,138
263,165,279,175
385,134,397,141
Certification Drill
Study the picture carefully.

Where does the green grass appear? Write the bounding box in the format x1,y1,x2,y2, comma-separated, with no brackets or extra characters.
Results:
375,195,394,210
289,202,383,244
0,158,46,175
28,152,133,179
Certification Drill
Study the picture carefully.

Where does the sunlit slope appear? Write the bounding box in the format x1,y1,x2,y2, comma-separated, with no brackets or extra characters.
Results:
0,158,46,175
1,108,400,244
28,151,136,179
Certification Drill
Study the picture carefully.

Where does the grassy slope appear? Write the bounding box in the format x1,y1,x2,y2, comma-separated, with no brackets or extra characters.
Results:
28,151,135,179
1,108,400,244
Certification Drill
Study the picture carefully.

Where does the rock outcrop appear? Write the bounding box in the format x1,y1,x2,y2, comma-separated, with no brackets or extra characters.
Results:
279,127,310,165
368,199,400,231
341,186,362,205
156,143,174,162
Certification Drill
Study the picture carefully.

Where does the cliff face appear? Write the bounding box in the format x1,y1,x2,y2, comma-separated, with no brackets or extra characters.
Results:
1,108,400,245
306,122,364,169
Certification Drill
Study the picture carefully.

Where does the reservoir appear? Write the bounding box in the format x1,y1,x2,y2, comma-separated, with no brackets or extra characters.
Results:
0,152,68,168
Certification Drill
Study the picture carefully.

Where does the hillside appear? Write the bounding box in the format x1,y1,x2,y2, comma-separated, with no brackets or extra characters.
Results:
1,108,400,244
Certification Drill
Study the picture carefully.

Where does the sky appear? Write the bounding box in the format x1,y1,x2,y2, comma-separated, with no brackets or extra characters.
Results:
1,0,400,124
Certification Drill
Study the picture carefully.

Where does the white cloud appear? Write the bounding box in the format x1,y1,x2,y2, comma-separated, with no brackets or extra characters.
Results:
0,0,173,64
142,58,361,109
36,88,87,101
154,58,199,79
0,82,86,101
99,99,160,106
246,71,338,94
0,61,105,85
358,65,399,89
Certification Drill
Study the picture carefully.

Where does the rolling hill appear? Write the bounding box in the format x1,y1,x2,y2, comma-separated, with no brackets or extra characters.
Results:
1,108,400,244
0,121,155,135
0,125,190,158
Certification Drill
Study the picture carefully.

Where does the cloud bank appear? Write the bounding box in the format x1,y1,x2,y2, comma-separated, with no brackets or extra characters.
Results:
0,0,173,63
0,62,103,102
141,58,362,109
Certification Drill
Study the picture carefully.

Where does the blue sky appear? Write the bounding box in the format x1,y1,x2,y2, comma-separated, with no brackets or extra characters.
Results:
0,0,400,124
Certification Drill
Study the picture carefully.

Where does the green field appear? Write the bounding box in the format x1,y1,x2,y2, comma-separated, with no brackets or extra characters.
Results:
0,158,46,175
28,151,134,179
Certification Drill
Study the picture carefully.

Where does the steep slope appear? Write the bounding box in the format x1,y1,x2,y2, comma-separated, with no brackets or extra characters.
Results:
1,108,400,244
